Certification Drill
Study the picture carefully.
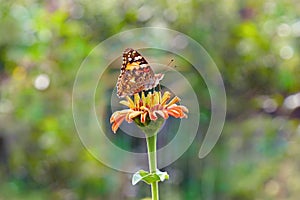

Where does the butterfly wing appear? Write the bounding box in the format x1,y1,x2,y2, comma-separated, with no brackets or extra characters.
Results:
116,48,164,98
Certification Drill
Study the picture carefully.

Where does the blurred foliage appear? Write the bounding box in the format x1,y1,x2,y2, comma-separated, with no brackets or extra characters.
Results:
1,0,300,199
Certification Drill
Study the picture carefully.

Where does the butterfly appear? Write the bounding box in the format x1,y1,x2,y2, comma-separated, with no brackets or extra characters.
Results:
116,48,164,98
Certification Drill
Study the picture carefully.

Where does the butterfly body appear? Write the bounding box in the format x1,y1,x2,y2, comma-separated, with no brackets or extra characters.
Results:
116,48,164,98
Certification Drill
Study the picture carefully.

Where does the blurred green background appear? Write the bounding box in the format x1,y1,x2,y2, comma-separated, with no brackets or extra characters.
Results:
1,0,300,199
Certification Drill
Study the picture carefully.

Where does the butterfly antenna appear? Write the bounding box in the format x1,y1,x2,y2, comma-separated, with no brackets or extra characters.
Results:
156,59,176,93
160,59,177,74
167,59,174,67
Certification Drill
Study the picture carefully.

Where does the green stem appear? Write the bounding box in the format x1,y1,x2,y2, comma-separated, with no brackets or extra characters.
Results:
146,134,159,200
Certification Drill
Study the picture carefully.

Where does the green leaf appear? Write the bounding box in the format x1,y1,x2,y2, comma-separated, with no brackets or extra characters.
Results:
132,169,169,185
156,169,169,182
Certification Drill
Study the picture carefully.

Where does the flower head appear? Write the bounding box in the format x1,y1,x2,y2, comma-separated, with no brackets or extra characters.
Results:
110,91,188,133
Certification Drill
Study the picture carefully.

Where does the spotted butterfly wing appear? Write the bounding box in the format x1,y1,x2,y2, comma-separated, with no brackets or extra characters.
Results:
116,48,164,98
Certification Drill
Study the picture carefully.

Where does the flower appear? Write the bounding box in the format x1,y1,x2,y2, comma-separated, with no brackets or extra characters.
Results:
110,91,188,133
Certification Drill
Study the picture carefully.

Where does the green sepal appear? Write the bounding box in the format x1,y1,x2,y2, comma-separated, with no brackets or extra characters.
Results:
132,169,169,185
135,117,165,137
133,115,151,127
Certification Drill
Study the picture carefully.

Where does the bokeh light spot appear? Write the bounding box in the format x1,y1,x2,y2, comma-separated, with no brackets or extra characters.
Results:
265,179,280,196
277,23,291,37
279,46,294,60
283,93,300,110
262,98,277,113
292,21,300,37
138,5,153,22
34,74,50,91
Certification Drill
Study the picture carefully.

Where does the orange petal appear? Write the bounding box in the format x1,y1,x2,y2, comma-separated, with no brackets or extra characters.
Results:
161,91,171,106
165,96,181,108
134,93,140,109
167,106,187,118
149,104,168,120
119,100,131,107
153,92,160,105
111,113,127,133
167,109,181,118
110,109,132,123
140,112,147,123
149,111,158,120
125,96,135,109
125,110,134,122
128,111,143,120
168,104,189,113
141,92,146,106
179,105,189,113
155,110,169,119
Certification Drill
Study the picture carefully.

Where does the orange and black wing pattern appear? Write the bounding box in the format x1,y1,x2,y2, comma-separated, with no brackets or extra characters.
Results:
116,48,164,98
